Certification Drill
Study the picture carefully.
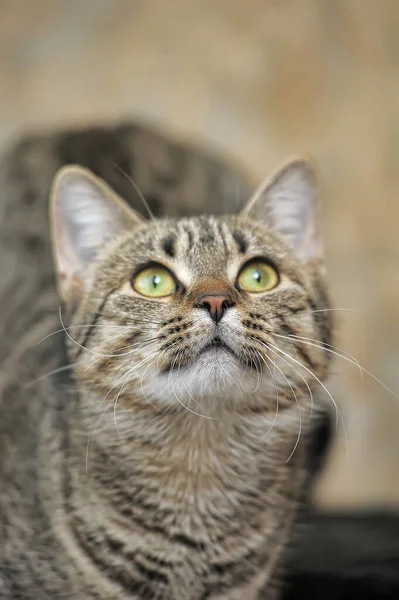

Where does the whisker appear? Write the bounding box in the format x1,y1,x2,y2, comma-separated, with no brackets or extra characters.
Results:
256,353,280,441
111,160,156,222
139,352,164,410
85,351,158,475
84,336,159,370
266,341,348,456
59,307,123,359
249,352,263,394
309,308,363,314
258,350,302,462
254,306,364,324
86,367,135,476
83,312,166,326
276,334,399,400
59,308,160,360
253,337,315,419
279,333,361,361
273,332,363,383
37,323,132,346
243,348,264,395
23,363,77,388
112,351,161,438
174,349,199,405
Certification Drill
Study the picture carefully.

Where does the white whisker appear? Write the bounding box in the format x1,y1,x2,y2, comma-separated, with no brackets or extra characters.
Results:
139,351,165,410
36,323,132,346
256,339,315,418
266,341,348,456
112,160,156,222
59,307,159,360
248,352,263,394
310,308,362,314
257,354,280,441
112,352,160,438
23,363,77,388
174,350,199,405
274,332,363,382
84,337,157,371
85,351,158,475
259,351,302,462
276,333,399,401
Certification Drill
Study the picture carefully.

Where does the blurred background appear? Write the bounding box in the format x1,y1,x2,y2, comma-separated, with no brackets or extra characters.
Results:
1,0,398,511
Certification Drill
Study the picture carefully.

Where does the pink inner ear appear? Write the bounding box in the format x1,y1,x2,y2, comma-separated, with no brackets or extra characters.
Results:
50,165,146,305
57,268,84,297
71,273,84,289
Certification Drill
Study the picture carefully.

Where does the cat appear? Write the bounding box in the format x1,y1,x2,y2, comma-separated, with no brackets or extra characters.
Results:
0,123,332,599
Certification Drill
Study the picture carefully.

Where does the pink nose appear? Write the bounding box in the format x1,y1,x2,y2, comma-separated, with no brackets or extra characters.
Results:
197,294,235,323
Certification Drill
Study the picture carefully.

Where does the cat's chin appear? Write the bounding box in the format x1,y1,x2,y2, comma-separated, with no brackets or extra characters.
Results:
144,347,261,406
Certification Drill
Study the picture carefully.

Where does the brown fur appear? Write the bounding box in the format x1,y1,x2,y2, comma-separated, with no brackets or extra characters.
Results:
0,123,332,598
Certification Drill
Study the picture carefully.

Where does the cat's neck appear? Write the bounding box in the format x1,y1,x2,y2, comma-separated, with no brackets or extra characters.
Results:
69,387,305,486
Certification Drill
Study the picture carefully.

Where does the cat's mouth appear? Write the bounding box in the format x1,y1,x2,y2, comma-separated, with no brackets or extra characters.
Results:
202,336,231,352
202,336,260,372
160,335,237,374
158,333,262,383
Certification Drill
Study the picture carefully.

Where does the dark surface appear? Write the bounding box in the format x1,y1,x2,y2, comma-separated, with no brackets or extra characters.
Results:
283,513,399,599
282,413,399,599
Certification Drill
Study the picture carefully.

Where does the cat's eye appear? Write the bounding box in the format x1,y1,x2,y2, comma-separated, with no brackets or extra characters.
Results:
237,260,279,293
132,265,177,298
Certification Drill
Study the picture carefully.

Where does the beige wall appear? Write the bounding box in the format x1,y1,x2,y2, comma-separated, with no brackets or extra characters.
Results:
1,0,399,510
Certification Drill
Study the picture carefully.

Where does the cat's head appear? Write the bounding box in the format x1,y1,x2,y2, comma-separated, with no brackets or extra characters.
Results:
50,159,331,417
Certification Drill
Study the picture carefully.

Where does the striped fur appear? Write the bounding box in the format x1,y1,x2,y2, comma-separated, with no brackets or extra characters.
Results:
0,123,332,599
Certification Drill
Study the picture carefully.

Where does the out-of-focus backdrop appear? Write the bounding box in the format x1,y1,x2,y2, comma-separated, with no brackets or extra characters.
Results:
1,0,398,510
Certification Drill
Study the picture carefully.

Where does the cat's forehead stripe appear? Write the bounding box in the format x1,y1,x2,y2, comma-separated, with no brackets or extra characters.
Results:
186,226,193,249
187,217,226,249
232,229,247,254
161,234,176,258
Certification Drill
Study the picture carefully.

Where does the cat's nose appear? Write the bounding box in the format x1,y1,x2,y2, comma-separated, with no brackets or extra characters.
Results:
197,294,235,323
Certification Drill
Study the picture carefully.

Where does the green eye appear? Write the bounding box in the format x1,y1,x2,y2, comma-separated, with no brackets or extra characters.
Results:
238,260,279,293
133,265,177,298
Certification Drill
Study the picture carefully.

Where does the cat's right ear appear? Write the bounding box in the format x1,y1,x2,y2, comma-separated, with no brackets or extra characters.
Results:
50,165,144,303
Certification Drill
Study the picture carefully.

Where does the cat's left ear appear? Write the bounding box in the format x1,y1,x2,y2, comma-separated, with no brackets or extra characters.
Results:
50,165,144,302
241,158,323,262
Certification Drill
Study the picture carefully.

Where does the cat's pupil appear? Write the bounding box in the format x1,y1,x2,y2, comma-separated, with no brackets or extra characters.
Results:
254,270,261,284
152,275,160,288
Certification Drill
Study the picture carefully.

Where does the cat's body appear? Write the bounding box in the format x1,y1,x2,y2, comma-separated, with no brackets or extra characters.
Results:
0,123,331,599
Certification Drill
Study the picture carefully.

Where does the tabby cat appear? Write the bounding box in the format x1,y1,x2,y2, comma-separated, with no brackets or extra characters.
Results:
0,124,332,599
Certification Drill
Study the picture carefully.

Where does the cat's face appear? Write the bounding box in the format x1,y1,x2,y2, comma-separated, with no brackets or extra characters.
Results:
50,160,331,416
